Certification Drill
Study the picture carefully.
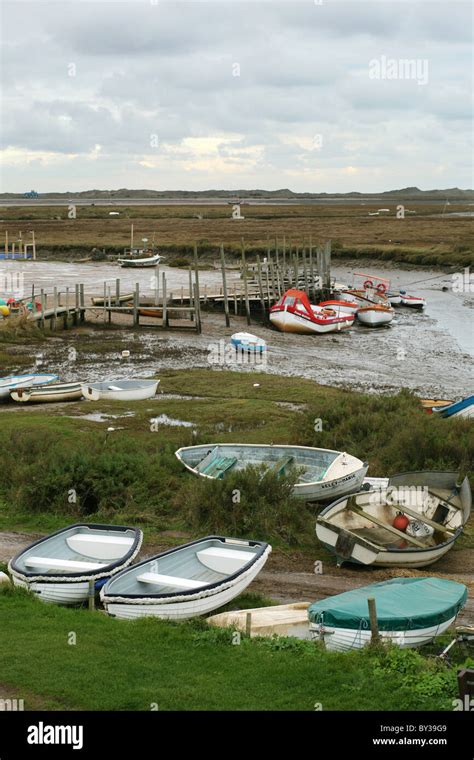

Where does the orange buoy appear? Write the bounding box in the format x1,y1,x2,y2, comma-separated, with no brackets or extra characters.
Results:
393,512,409,532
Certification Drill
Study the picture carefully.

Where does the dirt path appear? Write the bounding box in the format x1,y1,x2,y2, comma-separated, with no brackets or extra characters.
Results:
2,531,473,627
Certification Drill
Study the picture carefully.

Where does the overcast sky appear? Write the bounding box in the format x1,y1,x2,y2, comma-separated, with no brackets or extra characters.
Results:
1,0,472,193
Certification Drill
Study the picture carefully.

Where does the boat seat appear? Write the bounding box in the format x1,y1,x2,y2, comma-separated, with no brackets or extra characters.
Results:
66,533,134,560
24,556,106,572
270,456,294,475
197,546,252,574
136,572,203,589
195,447,219,472
199,456,237,479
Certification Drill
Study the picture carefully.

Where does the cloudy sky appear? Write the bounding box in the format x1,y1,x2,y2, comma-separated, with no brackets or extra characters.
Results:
1,0,472,193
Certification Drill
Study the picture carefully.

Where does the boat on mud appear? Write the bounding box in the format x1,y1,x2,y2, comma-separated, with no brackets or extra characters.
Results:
308,577,467,651
316,470,471,568
10,381,83,403
101,536,271,620
9,524,143,604
270,290,354,334
432,394,474,419
0,374,59,401
117,253,163,268
175,443,368,501
81,379,159,401
230,332,267,353
356,303,395,327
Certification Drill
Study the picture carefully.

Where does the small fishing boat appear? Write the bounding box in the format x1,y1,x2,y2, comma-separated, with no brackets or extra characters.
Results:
230,332,267,353
10,382,83,404
176,443,368,501
308,577,467,651
316,470,471,567
0,373,59,401
399,290,426,308
356,303,395,327
81,379,159,401
117,254,163,268
318,299,359,316
101,536,271,620
420,398,454,414
432,394,474,419
270,290,354,334
9,524,143,605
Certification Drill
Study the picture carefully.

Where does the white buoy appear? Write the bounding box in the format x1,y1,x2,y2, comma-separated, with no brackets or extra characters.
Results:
0,571,11,585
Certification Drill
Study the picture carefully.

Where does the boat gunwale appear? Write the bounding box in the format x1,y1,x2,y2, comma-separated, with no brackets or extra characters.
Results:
101,535,269,601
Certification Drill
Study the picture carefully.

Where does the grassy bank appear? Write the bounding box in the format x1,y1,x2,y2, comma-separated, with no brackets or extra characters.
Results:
0,585,469,711
0,370,472,552
1,203,472,268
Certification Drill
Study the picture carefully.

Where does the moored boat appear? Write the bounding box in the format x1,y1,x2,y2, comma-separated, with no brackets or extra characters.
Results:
399,290,426,308
101,535,271,620
308,577,467,651
318,299,359,316
81,379,159,401
316,470,471,567
230,332,267,353
432,394,474,419
175,443,368,501
0,373,59,401
8,524,143,605
270,290,354,334
10,381,83,403
356,303,395,327
117,254,163,268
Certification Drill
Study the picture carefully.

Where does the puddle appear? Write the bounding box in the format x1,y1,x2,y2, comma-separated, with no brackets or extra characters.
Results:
149,414,194,428
69,411,135,422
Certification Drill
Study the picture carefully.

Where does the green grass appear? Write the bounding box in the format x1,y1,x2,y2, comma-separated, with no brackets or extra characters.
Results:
0,585,466,711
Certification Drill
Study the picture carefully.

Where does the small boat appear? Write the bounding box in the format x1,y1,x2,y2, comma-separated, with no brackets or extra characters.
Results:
318,299,359,315
387,291,402,306
8,524,143,605
0,373,59,401
420,397,454,414
101,536,271,620
117,254,163,268
208,602,311,639
91,293,134,306
81,379,159,401
399,290,426,308
10,382,83,403
270,290,354,334
176,443,368,501
308,577,467,651
432,394,474,419
316,470,471,567
356,303,395,327
138,307,163,319
230,332,267,353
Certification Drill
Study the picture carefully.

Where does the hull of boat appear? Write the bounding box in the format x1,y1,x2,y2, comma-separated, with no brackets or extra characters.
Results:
118,255,162,268
103,554,269,620
432,395,474,419
400,296,425,308
357,307,394,326
81,380,159,401
230,332,266,352
270,309,352,334
11,383,83,403
0,374,58,401
12,576,91,605
309,615,457,651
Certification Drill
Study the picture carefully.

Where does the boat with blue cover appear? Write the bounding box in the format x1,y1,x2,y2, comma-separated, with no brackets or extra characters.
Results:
308,576,468,651
0,373,59,401
432,394,474,419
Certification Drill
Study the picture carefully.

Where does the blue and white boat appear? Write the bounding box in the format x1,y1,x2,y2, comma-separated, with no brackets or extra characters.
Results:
432,394,474,419
230,332,267,353
0,373,59,401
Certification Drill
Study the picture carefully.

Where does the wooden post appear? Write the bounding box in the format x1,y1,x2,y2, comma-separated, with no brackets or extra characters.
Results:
79,284,85,321
18,231,23,254
323,240,332,291
241,239,251,326
64,287,69,329
368,597,380,645
256,255,266,318
220,244,230,327
245,612,252,637
274,235,279,269
52,286,58,330
115,278,120,307
88,579,95,611
193,244,201,332
309,236,315,299
74,284,79,325
188,266,194,321
282,235,286,283
162,273,167,327
32,230,36,260
103,282,107,323
40,288,46,328
154,264,160,306
134,282,140,326
107,286,112,323
293,252,298,288
4,230,8,255
303,250,309,295
130,223,134,252
269,261,277,303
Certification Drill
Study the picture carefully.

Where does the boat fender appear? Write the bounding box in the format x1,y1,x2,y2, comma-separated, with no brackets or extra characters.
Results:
392,512,409,532
376,283,387,293
363,280,373,289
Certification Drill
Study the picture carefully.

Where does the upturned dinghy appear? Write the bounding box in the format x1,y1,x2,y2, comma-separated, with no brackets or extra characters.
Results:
308,577,468,651
176,443,368,501
230,332,267,353
0,373,58,401
101,536,271,620
316,471,471,567
9,524,143,604
11,381,83,403
81,379,159,401
432,394,474,419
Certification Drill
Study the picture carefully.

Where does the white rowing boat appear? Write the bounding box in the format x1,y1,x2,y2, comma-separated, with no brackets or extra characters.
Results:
81,379,159,401
10,382,83,403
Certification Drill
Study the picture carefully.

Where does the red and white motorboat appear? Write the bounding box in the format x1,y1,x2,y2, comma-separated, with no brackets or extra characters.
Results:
357,303,395,327
399,291,426,308
270,290,354,334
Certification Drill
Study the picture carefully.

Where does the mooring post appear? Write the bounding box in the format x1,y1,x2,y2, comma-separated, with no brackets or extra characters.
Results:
193,244,201,332
88,579,95,611
162,273,167,327
309,236,315,299
154,264,159,306
74,284,79,326
64,286,69,329
368,597,380,645
107,286,112,323
79,284,85,321
133,282,139,326
245,612,252,637
303,250,309,295
103,282,107,323
324,240,332,292
220,243,230,328
256,255,266,319
241,239,251,326
188,266,194,321
115,278,120,307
